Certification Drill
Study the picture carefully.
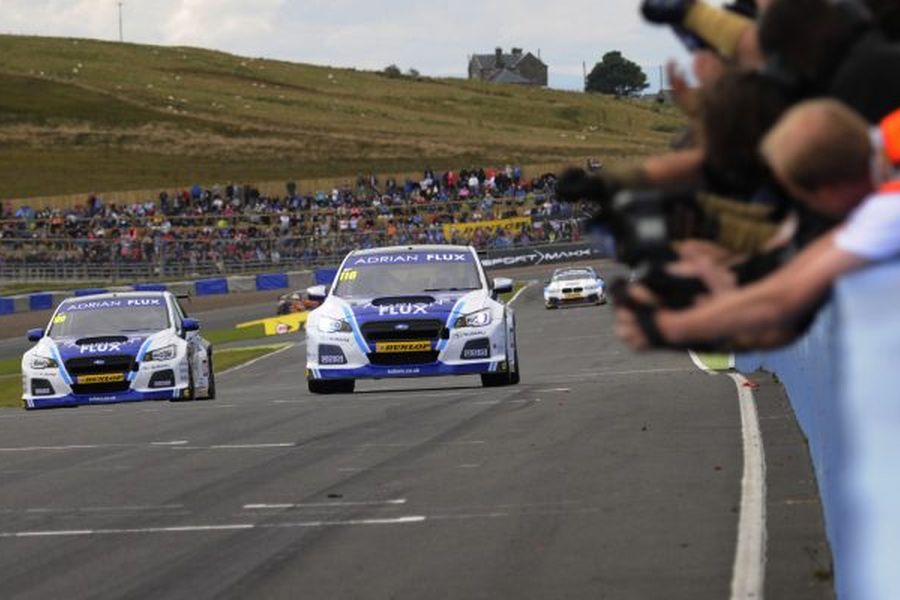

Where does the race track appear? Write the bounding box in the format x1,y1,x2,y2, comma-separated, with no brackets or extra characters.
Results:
0,266,833,599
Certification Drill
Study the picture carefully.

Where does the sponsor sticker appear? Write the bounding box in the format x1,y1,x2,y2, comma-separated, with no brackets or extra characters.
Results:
60,298,163,312
564,293,582,300
351,252,472,266
375,341,431,353
53,315,67,324
77,373,125,384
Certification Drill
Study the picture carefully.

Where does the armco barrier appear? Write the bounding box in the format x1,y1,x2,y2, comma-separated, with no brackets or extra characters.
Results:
28,293,53,311
133,283,167,292
74,288,108,297
737,261,900,600
0,297,13,316
255,273,289,291
194,278,229,297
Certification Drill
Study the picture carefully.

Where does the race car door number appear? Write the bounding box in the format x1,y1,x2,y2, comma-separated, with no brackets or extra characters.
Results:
77,373,126,384
375,341,431,353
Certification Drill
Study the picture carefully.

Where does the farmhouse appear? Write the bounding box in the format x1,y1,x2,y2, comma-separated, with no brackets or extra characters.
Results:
468,47,548,87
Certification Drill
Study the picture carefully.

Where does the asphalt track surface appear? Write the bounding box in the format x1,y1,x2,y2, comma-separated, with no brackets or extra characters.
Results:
0,269,833,599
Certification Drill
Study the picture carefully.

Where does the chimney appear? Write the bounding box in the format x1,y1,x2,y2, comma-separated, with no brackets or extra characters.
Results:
512,48,523,57
495,47,503,67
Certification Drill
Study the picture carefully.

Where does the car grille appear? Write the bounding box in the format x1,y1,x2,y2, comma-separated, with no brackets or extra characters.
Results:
561,287,584,294
361,320,444,342
65,355,136,376
71,381,131,395
368,351,440,366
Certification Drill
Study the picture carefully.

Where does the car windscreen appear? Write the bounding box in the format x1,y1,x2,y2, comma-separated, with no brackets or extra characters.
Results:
554,271,594,282
48,297,170,337
334,251,482,298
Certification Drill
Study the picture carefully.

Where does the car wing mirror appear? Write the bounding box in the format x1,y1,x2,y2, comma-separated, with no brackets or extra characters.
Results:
27,328,44,342
182,318,200,333
493,277,514,295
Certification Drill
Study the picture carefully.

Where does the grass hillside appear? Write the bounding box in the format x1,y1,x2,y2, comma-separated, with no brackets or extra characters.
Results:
0,35,682,200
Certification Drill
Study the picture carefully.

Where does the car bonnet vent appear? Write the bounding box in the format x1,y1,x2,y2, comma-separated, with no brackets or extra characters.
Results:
75,336,130,345
370,296,436,306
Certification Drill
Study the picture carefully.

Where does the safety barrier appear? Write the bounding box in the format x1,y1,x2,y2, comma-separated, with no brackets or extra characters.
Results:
0,270,320,316
737,261,900,600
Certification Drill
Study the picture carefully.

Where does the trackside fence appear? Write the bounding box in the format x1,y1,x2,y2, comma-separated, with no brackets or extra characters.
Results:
737,260,900,600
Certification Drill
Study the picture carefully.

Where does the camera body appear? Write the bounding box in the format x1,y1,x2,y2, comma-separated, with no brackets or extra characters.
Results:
608,190,674,267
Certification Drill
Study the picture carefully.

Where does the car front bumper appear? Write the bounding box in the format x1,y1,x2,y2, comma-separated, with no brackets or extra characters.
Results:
21,358,192,409
307,320,511,381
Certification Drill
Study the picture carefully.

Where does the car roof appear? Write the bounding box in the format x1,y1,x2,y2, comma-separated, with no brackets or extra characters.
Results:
348,244,474,257
553,267,596,276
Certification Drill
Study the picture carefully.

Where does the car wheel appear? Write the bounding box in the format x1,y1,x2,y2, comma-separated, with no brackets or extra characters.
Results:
205,353,216,400
308,379,355,394
171,363,195,402
510,348,521,385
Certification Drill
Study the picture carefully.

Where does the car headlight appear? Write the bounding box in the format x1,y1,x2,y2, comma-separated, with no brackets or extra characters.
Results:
317,316,352,334
145,344,177,362
454,308,492,328
30,355,58,369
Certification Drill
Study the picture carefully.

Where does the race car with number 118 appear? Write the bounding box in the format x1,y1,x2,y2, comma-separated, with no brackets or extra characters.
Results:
305,245,520,393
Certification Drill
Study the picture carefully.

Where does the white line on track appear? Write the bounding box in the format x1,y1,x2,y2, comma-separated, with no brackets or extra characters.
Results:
728,372,768,600
687,352,767,600
243,499,407,510
209,443,295,449
508,282,532,305
0,516,427,539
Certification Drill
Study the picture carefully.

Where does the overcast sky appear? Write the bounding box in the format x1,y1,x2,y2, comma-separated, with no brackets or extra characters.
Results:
1,0,693,90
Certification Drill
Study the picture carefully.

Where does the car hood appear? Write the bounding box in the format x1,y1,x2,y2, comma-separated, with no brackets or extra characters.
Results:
330,290,485,323
42,333,158,362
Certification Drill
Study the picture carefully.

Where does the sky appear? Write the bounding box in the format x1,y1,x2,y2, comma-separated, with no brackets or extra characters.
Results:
0,0,692,91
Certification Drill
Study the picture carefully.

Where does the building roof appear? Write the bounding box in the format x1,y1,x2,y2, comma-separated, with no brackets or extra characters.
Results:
486,69,533,85
471,51,544,70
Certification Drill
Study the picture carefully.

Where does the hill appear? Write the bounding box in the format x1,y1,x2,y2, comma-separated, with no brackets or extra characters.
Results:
0,35,682,200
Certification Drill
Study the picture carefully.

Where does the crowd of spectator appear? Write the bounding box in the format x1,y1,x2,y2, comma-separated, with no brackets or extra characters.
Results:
1,166,590,273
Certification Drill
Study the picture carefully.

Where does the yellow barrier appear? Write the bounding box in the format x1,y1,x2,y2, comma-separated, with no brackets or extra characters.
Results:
442,216,532,241
236,312,309,336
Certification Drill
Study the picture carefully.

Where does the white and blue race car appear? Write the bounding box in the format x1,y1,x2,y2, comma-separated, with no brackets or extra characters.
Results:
543,266,606,309
21,291,214,409
305,245,520,394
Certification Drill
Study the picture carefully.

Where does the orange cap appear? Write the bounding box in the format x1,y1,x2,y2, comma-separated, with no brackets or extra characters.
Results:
881,107,900,165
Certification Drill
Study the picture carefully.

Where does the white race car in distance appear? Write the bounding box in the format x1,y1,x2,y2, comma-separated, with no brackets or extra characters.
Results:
21,291,214,409
543,266,606,309
305,245,520,394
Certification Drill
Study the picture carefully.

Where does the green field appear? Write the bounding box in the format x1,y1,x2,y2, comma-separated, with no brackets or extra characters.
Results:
0,35,681,200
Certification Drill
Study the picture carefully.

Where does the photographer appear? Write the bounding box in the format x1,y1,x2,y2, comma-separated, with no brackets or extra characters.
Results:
614,100,900,352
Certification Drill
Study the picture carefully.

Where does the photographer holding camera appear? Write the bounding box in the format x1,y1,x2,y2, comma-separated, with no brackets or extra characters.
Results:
613,100,900,351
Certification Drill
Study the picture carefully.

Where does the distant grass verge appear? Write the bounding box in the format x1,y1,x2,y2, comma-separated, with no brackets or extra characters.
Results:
0,374,21,408
694,353,733,371
204,324,268,345
215,344,290,373
500,282,527,304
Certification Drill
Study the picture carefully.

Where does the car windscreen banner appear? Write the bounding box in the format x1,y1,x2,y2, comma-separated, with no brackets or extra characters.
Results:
346,251,475,267
479,243,609,269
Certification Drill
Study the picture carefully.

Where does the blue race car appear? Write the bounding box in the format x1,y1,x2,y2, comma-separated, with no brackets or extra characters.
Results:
305,245,520,394
21,291,214,409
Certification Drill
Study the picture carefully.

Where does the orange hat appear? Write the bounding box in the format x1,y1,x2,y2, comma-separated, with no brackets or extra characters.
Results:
881,107,900,165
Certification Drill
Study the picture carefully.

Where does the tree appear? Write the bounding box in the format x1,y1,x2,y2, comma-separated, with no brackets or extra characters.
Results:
382,64,402,78
585,51,649,97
